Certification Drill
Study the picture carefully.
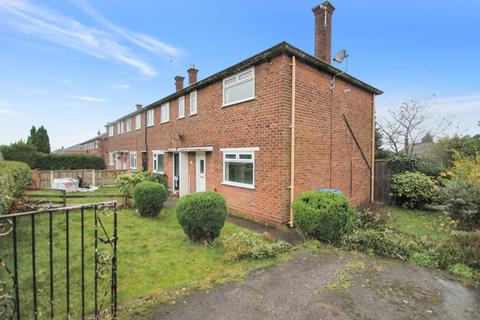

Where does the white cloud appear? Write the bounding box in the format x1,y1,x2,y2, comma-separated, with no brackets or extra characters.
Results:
50,77,72,84
74,96,106,102
109,83,130,89
437,93,480,135
0,0,182,76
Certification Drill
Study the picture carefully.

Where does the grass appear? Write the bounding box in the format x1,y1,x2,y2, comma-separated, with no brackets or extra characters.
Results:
0,204,285,319
387,206,454,241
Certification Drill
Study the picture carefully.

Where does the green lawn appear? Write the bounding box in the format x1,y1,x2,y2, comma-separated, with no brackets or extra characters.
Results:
387,206,454,241
0,206,282,319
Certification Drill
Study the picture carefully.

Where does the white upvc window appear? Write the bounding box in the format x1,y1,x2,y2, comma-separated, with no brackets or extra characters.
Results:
160,102,170,123
117,122,121,134
178,96,185,119
130,152,137,169
108,125,114,137
146,109,154,127
220,147,259,189
190,91,197,115
135,114,141,130
109,152,114,165
223,67,255,107
126,118,132,132
152,150,165,174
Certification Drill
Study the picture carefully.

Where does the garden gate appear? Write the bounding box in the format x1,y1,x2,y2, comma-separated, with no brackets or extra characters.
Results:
0,202,118,319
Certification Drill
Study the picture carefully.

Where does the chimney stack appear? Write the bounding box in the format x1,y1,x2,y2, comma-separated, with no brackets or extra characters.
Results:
312,1,335,64
174,76,185,91
136,104,143,110
187,65,198,85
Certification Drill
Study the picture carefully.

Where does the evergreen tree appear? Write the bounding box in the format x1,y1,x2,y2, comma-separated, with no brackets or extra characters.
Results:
35,126,51,153
27,126,37,146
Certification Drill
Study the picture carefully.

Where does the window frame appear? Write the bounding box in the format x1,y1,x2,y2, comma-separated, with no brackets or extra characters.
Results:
152,150,165,174
160,102,170,123
108,126,114,137
178,96,185,119
126,118,132,132
222,67,255,107
146,109,154,127
129,152,137,170
189,91,197,116
220,147,259,189
135,114,141,130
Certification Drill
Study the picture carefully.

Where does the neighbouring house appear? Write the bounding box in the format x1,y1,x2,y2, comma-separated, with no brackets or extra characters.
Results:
54,132,108,158
75,2,382,226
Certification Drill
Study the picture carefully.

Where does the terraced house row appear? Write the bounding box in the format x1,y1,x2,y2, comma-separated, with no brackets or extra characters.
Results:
63,2,382,226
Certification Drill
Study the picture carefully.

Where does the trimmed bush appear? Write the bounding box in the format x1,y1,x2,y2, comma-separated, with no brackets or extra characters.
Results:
132,181,167,217
441,178,480,230
437,231,480,269
176,192,227,243
390,172,436,208
0,142,105,170
223,232,292,262
293,191,357,243
116,171,168,196
386,153,442,177
0,161,32,214
341,228,421,260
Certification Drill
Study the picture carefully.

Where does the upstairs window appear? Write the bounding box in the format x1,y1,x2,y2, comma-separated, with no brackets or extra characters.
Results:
117,122,121,134
146,109,154,127
178,96,185,119
190,91,197,115
135,114,141,130
126,118,132,132
223,68,255,107
108,126,114,137
160,102,170,123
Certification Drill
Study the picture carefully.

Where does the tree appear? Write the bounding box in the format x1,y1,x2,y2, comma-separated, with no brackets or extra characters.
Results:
375,127,391,159
26,125,50,153
35,126,51,153
27,126,37,146
377,97,450,155
421,132,434,143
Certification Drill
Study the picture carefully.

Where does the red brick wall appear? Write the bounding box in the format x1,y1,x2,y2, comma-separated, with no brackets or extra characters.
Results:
293,59,374,207
104,53,374,225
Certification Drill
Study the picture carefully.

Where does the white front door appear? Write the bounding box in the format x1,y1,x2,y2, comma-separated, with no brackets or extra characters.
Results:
196,152,206,192
179,152,190,196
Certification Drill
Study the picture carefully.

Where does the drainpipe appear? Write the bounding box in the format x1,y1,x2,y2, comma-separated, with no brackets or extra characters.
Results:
289,55,296,227
371,94,376,202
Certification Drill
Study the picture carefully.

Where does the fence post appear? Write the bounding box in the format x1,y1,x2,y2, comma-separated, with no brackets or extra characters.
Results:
62,190,67,207
92,169,96,186
50,171,54,189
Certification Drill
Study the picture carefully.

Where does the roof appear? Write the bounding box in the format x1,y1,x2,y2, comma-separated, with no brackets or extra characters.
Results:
106,41,382,126
53,132,106,153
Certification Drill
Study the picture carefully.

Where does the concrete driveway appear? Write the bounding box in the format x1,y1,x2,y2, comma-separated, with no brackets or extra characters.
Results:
152,247,479,320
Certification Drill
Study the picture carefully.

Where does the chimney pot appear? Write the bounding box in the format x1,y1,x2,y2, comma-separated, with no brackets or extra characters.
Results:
312,1,335,64
187,65,198,85
174,76,185,91
136,104,143,110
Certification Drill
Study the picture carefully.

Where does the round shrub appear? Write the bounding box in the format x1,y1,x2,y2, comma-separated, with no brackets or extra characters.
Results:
176,192,227,243
133,181,167,217
293,191,357,243
390,172,436,209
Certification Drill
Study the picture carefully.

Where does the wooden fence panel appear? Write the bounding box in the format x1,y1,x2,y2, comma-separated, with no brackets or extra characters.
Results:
374,160,393,204
32,169,127,188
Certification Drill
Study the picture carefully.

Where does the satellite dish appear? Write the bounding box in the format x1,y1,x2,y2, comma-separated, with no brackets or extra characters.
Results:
333,49,348,64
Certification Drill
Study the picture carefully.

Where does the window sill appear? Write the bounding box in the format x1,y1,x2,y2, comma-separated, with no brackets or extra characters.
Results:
189,112,197,117
160,120,169,124
146,124,154,128
222,96,255,108
221,181,255,190
178,116,185,120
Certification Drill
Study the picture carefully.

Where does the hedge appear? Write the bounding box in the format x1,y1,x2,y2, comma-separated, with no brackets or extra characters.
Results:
0,160,32,215
0,143,105,170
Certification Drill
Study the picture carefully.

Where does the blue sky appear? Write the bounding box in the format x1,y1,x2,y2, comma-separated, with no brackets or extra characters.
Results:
0,0,479,150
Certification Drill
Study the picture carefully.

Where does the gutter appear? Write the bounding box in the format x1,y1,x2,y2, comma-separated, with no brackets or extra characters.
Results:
289,55,296,227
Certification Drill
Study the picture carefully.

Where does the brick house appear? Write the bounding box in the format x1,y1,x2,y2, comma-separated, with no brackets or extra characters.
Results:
55,132,107,157
102,1,382,226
